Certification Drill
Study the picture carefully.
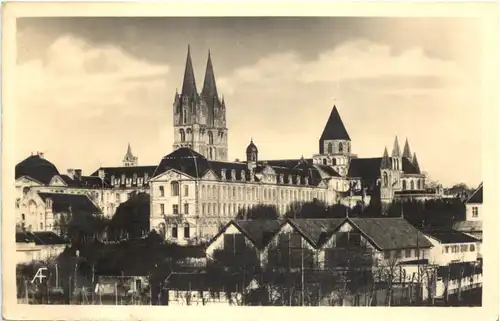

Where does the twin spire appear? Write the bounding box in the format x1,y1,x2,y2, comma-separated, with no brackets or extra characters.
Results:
181,45,219,99
382,137,420,173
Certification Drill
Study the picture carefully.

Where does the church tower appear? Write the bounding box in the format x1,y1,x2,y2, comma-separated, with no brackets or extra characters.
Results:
313,105,352,176
172,46,228,161
123,143,138,167
380,146,394,203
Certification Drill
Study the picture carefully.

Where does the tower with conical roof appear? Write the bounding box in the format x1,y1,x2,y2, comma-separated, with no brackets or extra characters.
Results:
380,146,396,203
314,105,352,176
172,47,228,161
123,143,138,167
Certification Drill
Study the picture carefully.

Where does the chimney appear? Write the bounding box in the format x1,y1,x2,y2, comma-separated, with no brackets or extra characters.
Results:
67,169,75,179
74,169,83,180
98,169,105,179
235,158,240,162
38,152,45,159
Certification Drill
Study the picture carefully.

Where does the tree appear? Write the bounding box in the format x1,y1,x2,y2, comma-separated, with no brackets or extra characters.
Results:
108,192,150,240
236,204,279,220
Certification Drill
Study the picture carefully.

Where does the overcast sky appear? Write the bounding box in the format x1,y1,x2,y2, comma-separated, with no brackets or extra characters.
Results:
16,17,483,187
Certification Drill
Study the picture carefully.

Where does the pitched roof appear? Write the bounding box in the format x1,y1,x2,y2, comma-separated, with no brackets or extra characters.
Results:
16,155,60,185
288,218,346,247
466,183,483,204
402,139,412,159
16,231,69,245
233,219,283,249
423,229,479,244
319,105,351,144
402,157,421,174
412,152,421,173
348,217,433,250
37,192,101,214
347,157,382,182
315,164,341,177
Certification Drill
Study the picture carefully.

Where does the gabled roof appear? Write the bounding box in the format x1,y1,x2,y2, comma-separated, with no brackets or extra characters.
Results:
287,218,346,248
423,229,479,244
348,217,433,250
466,183,483,204
37,192,101,214
15,155,60,185
319,105,351,143
347,157,382,182
16,231,69,245
452,221,482,233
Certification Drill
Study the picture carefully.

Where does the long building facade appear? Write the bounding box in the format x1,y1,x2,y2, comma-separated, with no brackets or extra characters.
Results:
15,47,442,242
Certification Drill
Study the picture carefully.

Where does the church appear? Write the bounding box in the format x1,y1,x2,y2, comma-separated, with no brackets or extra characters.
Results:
14,47,443,243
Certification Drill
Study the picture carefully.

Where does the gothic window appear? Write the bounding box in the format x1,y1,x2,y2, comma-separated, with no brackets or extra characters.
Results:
171,181,179,196
338,142,344,153
180,129,186,142
410,181,415,190
172,224,178,238
327,143,333,154
402,180,407,190
184,223,190,239
208,131,214,145
383,172,388,187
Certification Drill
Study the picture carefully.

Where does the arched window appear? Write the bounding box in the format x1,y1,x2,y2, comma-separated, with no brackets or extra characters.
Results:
402,180,407,190
171,181,179,196
159,186,165,197
410,181,415,190
347,143,351,153
184,223,190,239
327,143,333,154
172,224,178,238
180,129,186,142
383,172,388,187
183,107,187,124
338,142,343,153
417,180,421,190
209,148,213,159
208,131,214,145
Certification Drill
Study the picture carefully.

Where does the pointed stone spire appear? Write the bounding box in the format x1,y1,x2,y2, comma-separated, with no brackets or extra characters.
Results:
320,106,351,141
181,45,197,97
402,138,412,159
125,142,133,159
412,152,421,173
201,49,218,99
391,136,401,158
381,146,391,169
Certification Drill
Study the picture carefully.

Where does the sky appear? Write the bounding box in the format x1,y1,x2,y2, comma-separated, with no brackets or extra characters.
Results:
15,17,483,187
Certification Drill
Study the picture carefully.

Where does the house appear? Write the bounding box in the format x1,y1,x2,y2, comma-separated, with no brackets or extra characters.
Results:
453,183,483,257
16,231,69,264
422,229,479,266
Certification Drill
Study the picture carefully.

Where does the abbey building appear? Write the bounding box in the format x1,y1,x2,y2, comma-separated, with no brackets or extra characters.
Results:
14,47,443,244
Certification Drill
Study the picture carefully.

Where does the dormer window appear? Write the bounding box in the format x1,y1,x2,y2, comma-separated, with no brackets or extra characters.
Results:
138,177,143,185
296,176,301,185
132,173,137,183
279,174,284,184
231,169,236,181
241,170,246,181
121,174,126,184
111,175,115,186
305,177,309,185
221,169,227,180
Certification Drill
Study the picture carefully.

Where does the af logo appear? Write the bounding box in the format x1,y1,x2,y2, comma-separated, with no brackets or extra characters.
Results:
31,267,48,284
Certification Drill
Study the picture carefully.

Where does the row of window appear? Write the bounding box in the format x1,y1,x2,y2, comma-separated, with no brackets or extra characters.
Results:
160,203,190,215
444,244,475,253
401,179,423,191
326,142,350,154
111,175,148,187
179,128,221,144
383,248,423,260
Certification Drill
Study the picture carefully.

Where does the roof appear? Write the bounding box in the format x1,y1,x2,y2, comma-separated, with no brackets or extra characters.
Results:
90,166,157,188
16,155,60,185
154,148,211,179
232,220,283,249
16,231,69,245
466,183,483,204
347,158,382,182
423,229,479,244
288,218,346,247
258,158,314,168
37,192,101,214
181,45,197,97
452,221,483,233
315,165,341,177
348,217,434,250
319,105,351,143
402,157,420,174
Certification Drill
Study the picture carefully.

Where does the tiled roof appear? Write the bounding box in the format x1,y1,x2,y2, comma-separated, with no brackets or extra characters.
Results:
15,155,60,185
60,174,109,189
315,164,341,177
348,217,433,250
209,161,257,181
288,218,346,247
423,229,479,244
319,106,351,144
233,219,283,249
154,148,211,178
466,183,483,204
37,192,101,214
258,158,313,168
16,231,69,245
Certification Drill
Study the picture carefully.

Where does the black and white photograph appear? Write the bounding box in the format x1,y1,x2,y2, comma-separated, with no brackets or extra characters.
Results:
2,2,499,319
